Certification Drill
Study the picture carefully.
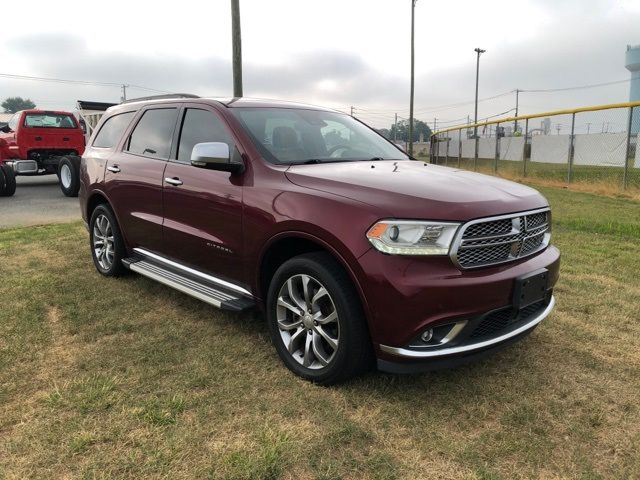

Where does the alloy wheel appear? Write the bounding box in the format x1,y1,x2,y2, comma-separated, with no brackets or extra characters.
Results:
93,214,115,270
276,274,340,369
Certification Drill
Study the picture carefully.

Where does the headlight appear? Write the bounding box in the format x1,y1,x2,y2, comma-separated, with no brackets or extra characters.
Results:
366,220,461,255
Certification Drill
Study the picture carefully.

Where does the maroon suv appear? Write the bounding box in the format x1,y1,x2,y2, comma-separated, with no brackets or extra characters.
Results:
79,94,560,385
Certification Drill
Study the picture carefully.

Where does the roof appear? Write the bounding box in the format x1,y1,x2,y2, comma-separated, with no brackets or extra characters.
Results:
105,95,338,114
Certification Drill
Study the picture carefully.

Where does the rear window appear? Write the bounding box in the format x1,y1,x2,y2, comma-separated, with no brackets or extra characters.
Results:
93,111,135,148
24,113,77,129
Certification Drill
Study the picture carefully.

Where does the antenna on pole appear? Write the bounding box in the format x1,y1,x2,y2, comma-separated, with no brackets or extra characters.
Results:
231,0,243,98
121,84,128,102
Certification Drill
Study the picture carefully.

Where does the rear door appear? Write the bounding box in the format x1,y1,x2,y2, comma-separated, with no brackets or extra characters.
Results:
19,112,85,155
104,106,179,252
162,104,244,282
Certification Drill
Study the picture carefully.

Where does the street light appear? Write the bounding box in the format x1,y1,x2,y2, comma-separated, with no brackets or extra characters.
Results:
408,0,417,157
473,48,486,139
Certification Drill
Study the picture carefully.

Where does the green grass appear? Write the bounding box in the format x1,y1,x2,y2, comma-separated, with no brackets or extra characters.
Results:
1,188,640,479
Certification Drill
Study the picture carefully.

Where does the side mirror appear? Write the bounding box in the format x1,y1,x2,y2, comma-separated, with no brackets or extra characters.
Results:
0,124,11,133
191,142,244,174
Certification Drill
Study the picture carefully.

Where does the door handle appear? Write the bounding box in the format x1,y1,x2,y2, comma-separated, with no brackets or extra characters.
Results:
107,165,121,173
164,177,183,186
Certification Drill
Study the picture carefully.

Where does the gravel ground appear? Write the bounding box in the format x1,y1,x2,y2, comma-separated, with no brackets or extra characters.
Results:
0,175,81,229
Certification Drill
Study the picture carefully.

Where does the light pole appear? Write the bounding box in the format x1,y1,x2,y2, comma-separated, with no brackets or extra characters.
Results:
473,48,486,139
408,0,417,157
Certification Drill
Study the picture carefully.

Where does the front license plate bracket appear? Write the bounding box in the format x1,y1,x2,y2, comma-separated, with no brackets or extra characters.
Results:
513,268,549,309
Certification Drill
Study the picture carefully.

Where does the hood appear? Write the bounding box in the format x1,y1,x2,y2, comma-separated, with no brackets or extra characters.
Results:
285,160,548,221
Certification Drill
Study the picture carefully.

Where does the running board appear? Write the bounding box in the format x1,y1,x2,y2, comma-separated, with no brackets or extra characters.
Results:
122,257,254,312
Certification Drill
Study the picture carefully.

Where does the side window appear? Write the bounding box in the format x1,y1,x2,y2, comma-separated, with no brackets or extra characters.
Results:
93,111,135,148
177,109,233,163
7,113,19,131
126,108,178,159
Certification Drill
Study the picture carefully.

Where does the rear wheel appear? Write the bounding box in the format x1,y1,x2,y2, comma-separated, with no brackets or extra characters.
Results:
0,164,15,197
58,156,80,197
266,252,373,385
89,204,127,277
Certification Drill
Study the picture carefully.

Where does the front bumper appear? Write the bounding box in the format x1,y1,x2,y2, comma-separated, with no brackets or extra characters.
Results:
356,244,560,366
377,295,554,373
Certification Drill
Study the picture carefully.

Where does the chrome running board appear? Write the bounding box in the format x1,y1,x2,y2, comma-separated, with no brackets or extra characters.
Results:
122,255,254,312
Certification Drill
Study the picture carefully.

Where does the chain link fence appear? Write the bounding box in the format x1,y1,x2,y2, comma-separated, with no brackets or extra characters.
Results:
429,102,640,192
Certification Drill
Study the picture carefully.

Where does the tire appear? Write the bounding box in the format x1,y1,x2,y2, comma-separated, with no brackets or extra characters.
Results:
0,164,16,197
89,204,127,277
0,166,5,196
266,252,373,385
58,156,80,197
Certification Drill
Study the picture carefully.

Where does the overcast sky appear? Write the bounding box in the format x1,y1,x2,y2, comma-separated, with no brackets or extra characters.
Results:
1,0,639,129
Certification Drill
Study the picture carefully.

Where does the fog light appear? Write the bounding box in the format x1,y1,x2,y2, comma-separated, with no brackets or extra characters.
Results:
420,329,434,343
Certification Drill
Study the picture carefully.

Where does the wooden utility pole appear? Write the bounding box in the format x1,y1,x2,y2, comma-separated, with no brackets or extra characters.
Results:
231,0,243,97
408,0,417,157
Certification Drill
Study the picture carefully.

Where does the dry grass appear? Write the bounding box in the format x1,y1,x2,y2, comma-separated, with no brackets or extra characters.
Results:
1,188,639,479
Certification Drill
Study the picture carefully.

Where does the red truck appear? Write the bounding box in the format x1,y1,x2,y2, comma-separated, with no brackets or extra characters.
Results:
0,109,86,196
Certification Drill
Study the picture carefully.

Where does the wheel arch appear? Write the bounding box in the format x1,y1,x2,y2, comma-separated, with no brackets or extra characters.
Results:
257,231,372,323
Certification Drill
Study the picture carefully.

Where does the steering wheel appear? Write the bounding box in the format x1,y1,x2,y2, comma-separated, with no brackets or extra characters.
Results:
327,144,353,158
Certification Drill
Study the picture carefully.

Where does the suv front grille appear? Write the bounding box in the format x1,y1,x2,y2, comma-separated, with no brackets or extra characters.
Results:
452,209,551,269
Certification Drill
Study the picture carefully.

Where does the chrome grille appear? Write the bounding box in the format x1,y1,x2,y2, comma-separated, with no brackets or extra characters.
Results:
452,209,551,269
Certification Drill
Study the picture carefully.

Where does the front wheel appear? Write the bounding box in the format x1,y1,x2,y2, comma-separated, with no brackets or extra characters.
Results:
266,252,373,385
58,156,80,197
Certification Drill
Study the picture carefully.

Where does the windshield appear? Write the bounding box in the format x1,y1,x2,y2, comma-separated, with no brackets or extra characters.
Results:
24,113,78,129
231,107,408,164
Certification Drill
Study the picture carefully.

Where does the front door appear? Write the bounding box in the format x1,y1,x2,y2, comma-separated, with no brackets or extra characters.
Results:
104,106,179,252
162,106,244,283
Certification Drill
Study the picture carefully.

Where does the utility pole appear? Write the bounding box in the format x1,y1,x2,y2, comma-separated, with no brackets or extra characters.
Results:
121,84,128,103
408,0,417,157
231,0,243,97
350,106,354,116
514,89,520,132
473,48,486,139
433,117,437,133
586,122,591,134
394,113,398,142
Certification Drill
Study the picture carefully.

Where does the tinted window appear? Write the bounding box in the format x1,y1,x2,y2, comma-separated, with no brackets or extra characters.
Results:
177,109,233,163
93,111,135,148
24,113,77,129
126,108,178,159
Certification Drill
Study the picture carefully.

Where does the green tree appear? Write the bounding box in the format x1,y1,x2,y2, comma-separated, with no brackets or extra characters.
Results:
389,119,432,142
2,97,36,113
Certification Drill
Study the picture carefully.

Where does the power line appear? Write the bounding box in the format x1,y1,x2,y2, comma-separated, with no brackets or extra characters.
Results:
520,78,631,93
0,72,172,94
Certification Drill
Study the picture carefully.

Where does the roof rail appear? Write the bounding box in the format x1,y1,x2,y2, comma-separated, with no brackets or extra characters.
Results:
121,93,200,104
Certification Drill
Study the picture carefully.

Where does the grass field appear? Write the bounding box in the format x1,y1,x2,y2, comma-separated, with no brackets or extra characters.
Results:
1,187,639,479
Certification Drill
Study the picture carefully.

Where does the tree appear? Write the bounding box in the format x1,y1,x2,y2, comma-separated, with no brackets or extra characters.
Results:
2,97,36,113
389,119,432,143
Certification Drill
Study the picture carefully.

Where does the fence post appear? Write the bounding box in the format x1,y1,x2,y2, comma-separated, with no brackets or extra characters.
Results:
623,106,633,190
458,128,462,168
567,112,576,183
445,132,450,166
474,129,479,171
523,118,529,178
494,122,500,173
